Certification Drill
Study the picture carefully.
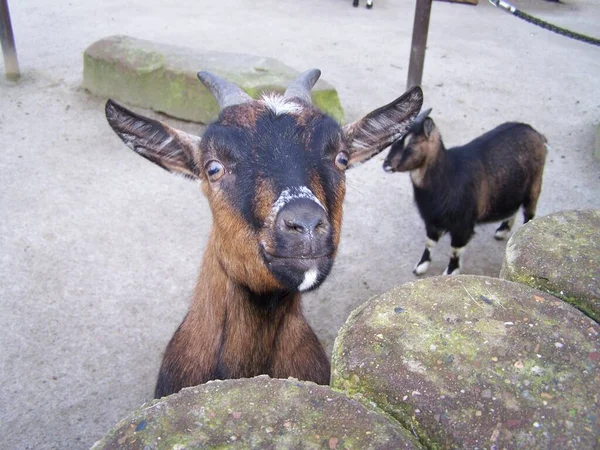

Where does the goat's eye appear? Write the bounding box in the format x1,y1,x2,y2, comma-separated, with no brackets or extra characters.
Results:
334,152,349,170
205,160,225,182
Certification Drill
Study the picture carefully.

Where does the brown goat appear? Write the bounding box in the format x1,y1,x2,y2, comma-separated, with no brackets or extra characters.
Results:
383,109,547,275
106,69,423,398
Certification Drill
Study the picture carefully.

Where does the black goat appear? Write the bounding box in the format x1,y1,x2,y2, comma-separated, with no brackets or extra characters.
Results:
383,109,547,275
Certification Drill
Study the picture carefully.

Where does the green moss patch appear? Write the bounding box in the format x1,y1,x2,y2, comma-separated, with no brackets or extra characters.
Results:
83,35,344,124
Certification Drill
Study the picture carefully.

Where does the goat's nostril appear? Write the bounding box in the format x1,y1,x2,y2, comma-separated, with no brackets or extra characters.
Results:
284,219,307,234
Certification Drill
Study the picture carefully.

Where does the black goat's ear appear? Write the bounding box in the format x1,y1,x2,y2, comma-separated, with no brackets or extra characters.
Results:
342,86,423,169
423,117,436,138
105,100,201,179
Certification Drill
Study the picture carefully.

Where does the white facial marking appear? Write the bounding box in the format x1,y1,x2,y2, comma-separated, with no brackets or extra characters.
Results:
298,268,319,292
269,186,325,222
414,260,430,275
261,93,303,116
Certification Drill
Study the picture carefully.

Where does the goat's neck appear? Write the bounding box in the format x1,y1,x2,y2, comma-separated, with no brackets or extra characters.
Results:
411,139,448,188
186,237,300,378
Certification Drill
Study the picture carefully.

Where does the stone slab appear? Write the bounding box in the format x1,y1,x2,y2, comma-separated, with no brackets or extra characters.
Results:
92,376,421,449
82,35,345,124
331,275,600,449
501,209,600,322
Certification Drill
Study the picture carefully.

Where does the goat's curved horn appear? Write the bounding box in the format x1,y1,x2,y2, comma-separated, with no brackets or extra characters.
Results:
197,71,252,110
283,69,321,104
414,107,433,125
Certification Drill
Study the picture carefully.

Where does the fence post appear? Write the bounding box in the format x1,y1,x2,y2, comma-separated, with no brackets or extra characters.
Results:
0,0,20,80
406,0,432,89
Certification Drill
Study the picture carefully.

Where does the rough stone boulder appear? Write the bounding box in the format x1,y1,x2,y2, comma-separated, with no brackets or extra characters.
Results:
82,35,344,124
331,275,600,449
92,375,421,449
500,209,600,323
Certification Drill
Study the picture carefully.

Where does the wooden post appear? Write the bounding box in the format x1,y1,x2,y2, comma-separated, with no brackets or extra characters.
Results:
0,0,20,80
406,0,432,89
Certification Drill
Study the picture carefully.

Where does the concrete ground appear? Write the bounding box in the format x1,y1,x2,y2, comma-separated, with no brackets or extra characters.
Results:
1,0,598,448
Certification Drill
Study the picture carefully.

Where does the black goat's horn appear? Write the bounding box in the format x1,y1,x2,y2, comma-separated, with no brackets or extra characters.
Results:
414,107,433,125
197,71,252,110
283,69,321,104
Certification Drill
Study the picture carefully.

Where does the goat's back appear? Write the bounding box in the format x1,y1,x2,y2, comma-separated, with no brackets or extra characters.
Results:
448,123,547,223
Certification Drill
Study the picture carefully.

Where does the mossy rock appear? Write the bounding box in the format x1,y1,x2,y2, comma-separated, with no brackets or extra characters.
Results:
83,35,344,124
501,209,600,323
92,375,422,449
331,275,600,449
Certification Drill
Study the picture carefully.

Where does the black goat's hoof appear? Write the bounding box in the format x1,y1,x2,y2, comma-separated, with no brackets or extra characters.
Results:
366,3,373,8
353,0,359,6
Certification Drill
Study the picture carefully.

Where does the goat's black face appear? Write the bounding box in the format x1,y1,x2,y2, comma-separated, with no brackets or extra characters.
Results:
200,99,346,292
105,70,423,295
383,115,436,173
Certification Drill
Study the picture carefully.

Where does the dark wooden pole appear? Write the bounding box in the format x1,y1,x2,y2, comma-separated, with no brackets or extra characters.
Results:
407,0,432,89
0,0,20,80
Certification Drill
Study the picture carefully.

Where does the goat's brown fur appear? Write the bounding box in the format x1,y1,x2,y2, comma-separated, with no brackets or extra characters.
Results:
104,77,423,398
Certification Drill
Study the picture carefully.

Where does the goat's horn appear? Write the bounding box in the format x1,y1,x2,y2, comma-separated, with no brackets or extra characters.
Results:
283,69,321,103
197,71,252,110
414,107,433,124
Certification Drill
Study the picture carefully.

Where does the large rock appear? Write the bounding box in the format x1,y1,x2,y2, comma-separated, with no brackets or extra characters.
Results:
82,35,344,124
500,209,600,323
331,276,600,449
92,376,421,449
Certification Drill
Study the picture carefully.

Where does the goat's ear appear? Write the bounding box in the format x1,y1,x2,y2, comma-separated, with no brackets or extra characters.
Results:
105,100,201,179
343,86,423,169
423,117,436,138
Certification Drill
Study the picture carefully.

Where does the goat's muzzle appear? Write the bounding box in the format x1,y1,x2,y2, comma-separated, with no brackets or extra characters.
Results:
262,198,334,292
383,161,396,173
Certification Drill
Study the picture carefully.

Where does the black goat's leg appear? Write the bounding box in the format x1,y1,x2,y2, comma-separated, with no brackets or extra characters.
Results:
414,227,442,275
444,229,473,275
494,214,516,240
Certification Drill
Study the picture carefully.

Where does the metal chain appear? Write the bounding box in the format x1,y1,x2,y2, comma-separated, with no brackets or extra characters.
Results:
489,0,600,47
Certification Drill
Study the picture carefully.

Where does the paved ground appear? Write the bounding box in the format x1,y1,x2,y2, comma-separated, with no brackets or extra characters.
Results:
1,0,599,448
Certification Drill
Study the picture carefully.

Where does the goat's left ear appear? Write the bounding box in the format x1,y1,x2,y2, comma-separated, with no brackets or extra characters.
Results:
343,86,423,169
105,100,201,179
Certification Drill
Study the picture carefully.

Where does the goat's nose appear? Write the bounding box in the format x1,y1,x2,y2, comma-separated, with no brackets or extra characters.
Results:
274,198,332,257
383,162,393,172
277,198,329,236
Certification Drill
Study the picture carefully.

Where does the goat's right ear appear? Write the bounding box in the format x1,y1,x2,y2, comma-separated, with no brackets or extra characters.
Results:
343,86,423,168
105,100,201,179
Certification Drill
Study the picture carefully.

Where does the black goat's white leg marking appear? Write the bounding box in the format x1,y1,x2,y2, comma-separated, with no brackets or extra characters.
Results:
494,214,516,240
366,0,373,8
444,246,465,276
414,238,436,275
414,229,441,276
444,230,472,275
